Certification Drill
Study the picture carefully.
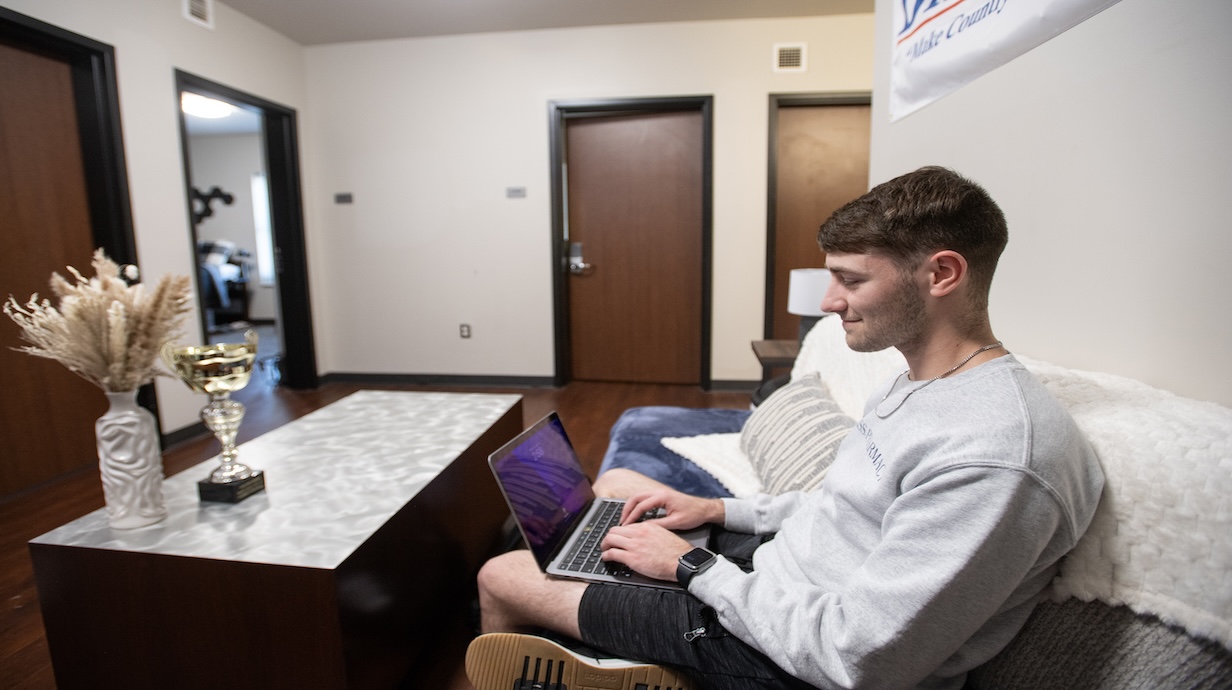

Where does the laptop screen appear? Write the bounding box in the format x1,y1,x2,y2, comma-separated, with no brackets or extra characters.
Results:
489,413,594,567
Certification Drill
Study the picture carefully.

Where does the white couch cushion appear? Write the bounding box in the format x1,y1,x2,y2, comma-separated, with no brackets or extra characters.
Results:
662,318,903,497
792,314,906,418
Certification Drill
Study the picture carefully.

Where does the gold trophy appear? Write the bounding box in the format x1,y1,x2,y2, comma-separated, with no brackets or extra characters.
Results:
162,329,266,503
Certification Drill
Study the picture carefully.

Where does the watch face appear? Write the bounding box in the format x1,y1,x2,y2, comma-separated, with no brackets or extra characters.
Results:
681,548,714,569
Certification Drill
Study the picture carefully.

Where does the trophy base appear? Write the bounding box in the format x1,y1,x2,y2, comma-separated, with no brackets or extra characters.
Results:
198,470,266,503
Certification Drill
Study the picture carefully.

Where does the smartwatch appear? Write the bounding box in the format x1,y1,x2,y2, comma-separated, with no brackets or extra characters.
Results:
676,547,717,588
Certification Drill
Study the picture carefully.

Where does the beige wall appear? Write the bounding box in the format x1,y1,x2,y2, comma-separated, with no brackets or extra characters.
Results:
301,16,875,381
3,1,875,432
10,0,1227,427
2,0,306,431
869,0,1232,406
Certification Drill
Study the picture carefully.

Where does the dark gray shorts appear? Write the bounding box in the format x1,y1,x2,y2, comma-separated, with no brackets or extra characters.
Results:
576,529,815,690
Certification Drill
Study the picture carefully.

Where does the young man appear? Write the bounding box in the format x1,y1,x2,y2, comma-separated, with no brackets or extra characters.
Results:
468,167,1105,689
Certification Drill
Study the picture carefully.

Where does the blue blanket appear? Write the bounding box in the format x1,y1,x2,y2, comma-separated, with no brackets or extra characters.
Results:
597,406,751,498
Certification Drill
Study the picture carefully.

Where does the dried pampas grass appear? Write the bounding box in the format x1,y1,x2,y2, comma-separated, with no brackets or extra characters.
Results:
4,249,193,392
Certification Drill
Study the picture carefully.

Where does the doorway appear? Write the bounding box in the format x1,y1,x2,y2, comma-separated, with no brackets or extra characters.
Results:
180,94,281,384
174,71,317,390
765,94,871,342
549,97,713,387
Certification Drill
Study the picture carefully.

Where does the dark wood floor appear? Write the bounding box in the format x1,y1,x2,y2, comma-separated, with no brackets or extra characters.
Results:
0,378,750,689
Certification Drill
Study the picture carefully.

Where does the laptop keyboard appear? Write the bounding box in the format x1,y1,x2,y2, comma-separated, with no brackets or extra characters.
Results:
560,501,632,577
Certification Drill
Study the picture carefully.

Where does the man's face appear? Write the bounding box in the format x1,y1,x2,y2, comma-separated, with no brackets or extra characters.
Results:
821,251,927,353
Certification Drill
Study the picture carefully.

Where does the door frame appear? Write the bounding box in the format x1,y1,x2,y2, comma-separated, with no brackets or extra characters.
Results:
174,70,318,389
0,8,154,414
763,92,871,339
548,96,714,388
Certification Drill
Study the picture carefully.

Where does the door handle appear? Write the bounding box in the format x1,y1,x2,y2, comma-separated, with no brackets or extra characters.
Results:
568,242,595,276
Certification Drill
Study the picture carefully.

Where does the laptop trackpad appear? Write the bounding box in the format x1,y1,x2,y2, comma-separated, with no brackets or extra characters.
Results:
678,525,710,548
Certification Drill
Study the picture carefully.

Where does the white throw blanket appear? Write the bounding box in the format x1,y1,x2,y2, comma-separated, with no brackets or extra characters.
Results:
1020,357,1232,649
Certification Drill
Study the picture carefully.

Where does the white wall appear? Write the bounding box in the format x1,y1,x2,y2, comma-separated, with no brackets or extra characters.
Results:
869,0,1232,406
4,2,875,433
17,0,1223,424
301,16,875,382
1,0,307,431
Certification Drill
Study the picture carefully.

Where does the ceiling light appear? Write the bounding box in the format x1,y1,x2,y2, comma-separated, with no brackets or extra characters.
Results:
181,92,236,119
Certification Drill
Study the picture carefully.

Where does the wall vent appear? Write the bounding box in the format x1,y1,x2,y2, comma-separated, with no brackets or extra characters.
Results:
773,43,807,73
184,0,215,30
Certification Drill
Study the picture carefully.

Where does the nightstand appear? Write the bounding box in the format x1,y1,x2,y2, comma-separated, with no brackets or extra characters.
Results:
751,339,800,406
751,339,800,370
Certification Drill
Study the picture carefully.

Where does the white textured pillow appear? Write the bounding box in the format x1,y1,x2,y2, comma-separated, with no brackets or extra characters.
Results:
741,373,853,493
1018,355,1232,647
660,433,762,498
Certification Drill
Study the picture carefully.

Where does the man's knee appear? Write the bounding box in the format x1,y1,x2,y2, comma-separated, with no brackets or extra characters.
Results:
593,468,671,498
478,549,536,599
476,549,586,637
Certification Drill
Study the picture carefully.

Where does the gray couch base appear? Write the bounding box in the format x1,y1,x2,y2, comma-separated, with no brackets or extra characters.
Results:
968,597,1231,689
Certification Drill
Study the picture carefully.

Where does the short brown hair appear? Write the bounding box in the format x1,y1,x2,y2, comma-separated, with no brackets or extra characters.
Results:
818,166,1008,306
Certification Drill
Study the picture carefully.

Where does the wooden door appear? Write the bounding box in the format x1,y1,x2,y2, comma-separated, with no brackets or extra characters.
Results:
0,39,107,497
770,102,870,341
565,110,704,384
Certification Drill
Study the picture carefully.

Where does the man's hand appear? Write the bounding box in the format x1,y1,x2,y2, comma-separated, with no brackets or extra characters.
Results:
618,489,726,531
600,522,693,582
597,489,726,582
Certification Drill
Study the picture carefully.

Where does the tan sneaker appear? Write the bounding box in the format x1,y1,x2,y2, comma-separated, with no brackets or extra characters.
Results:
466,632,695,690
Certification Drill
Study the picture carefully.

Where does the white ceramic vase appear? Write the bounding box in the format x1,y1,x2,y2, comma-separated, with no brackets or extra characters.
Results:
96,390,167,529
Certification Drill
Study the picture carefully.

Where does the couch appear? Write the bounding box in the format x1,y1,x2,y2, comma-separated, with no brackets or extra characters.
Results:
598,314,1232,688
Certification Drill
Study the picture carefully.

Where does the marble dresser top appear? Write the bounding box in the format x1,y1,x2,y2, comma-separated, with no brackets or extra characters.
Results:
31,390,522,569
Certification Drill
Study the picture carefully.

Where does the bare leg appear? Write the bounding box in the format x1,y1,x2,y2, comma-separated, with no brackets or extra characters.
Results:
477,549,588,638
592,468,673,499
476,471,670,637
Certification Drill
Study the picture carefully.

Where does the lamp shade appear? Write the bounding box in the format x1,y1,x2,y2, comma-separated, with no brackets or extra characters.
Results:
786,268,831,317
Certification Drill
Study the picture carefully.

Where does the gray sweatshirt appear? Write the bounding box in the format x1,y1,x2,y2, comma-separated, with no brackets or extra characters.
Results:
692,355,1104,689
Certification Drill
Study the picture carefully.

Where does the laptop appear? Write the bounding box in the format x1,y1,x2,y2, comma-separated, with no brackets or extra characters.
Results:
488,412,710,590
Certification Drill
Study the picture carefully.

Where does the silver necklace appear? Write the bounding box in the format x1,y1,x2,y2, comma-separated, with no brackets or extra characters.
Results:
874,341,1004,419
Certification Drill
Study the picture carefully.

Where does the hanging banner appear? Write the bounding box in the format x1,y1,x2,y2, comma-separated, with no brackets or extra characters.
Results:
890,0,1122,121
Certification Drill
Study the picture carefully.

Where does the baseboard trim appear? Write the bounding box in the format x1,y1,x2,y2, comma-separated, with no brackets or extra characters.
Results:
324,373,758,392
709,379,759,392
159,375,755,447
162,421,208,450
319,372,557,388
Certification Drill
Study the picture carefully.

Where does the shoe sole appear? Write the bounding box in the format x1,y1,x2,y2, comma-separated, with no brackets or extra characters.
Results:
466,633,694,690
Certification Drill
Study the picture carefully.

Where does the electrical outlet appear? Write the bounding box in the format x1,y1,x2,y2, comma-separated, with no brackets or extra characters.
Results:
459,324,471,339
